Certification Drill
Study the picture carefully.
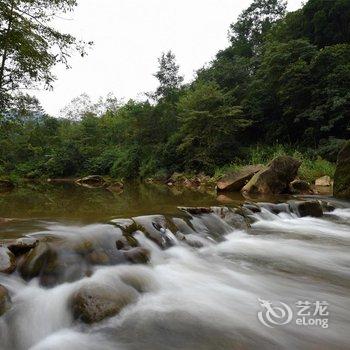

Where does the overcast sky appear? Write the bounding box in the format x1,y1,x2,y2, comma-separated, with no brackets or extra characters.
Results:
32,0,303,116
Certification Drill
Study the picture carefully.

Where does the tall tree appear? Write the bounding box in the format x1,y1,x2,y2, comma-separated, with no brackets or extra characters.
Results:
229,0,287,57
0,0,91,108
152,50,184,100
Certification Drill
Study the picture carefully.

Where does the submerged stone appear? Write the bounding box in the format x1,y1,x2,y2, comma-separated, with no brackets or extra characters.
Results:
124,247,150,264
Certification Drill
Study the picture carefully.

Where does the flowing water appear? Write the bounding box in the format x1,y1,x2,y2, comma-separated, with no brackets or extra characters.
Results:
0,183,349,350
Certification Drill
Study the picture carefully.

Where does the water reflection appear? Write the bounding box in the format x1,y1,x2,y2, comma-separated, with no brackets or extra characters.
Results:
0,182,219,222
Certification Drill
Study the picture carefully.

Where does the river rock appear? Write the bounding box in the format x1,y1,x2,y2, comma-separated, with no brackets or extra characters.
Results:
211,206,250,229
234,206,259,224
116,234,139,250
7,237,39,256
242,202,261,213
0,180,15,191
75,175,107,188
290,179,314,194
320,201,335,212
334,141,350,199
242,156,301,195
185,238,204,248
315,175,332,187
0,285,11,316
178,207,213,215
0,247,16,274
258,202,290,214
110,218,139,236
289,200,323,218
71,283,138,324
166,173,210,189
133,215,172,248
19,242,57,280
217,165,264,192
86,250,110,265
183,178,200,189
124,247,150,264
107,181,124,193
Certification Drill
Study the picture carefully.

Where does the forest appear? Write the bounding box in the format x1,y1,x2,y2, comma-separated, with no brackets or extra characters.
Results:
0,0,349,182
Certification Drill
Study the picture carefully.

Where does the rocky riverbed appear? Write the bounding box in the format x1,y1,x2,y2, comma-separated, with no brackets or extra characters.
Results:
0,182,349,349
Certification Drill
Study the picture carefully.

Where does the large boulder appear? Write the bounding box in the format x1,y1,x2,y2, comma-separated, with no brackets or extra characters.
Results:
289,200,323,218
71,283,138,324
0,284,11,316
334,141,350,199
0,246,16,274
217,165,264,192
17,242,83,287
242,156,301,195
315,175,332,187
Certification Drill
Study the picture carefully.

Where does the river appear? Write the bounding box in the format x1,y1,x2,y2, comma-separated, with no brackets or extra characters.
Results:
0,183,349,350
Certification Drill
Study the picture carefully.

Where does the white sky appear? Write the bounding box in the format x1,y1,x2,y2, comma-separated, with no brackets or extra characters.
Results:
33,0,303,116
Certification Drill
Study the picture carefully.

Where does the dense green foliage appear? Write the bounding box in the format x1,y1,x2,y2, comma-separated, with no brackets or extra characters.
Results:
0,0,349,180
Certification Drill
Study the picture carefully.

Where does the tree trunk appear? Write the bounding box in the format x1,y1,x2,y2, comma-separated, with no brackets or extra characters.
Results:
0,1,15,93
